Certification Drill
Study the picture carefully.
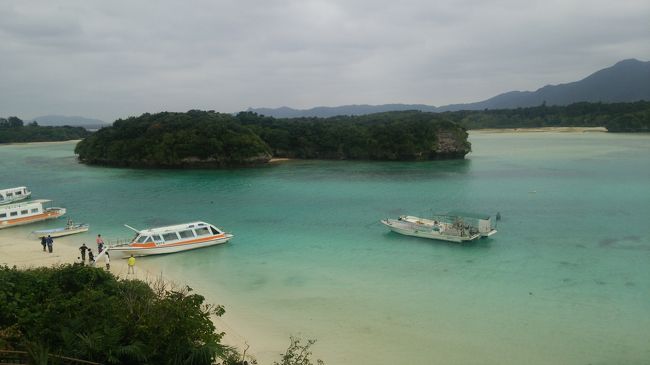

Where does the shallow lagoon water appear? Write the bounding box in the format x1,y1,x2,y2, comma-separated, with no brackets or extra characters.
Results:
1,132,649,364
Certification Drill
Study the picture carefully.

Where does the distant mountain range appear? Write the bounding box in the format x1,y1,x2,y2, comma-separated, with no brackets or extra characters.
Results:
30,115,108,129
248,59,650,118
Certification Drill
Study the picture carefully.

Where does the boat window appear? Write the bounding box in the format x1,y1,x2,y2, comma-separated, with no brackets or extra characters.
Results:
210,226,221,235
178,230,194,239
10,211,18,216
162,232,179,241
16,191,22,196
137,236,150,243
21,210,28,215
6,193,12,197
31,208,38,213
0,213,6,218
153,235,163,242
195,227,210,236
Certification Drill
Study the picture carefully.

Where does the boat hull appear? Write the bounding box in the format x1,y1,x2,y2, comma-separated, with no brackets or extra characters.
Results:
108,234,233,258
0,208,66,229
381,219,480,243
33,224,89,238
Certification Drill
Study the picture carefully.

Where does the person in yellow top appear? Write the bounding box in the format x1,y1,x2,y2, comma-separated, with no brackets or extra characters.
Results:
127,254,136,274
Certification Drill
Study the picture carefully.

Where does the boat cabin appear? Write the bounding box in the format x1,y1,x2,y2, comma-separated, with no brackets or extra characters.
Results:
132,222,223,246
443,211,496,236
0,186,31,205
0,200,49,222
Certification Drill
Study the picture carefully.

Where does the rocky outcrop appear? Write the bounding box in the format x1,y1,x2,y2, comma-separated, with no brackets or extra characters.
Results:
434,128,471,158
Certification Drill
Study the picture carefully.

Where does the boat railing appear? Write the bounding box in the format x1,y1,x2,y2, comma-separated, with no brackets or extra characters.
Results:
106,238,133,248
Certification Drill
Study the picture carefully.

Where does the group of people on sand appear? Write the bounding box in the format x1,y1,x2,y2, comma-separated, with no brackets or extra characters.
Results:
40,235,54,253
40,232,136,274
76,234,110,269
75,234,136,274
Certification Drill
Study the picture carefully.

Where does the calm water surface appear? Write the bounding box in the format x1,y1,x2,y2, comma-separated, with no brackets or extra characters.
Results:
2,132,649,364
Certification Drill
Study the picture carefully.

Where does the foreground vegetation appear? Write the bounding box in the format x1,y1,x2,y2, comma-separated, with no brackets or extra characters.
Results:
75,110,471,168
0,117,90,143
0,265,325,365
0,264,232,364
443,101,650,132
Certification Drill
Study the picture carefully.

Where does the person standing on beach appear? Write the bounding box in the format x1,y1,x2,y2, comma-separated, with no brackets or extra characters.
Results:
96,234,104,253
46,235,54,253
104,252,111,271
127,254,135,274
79,243,88,262
40,236,47,252
88,250,95,267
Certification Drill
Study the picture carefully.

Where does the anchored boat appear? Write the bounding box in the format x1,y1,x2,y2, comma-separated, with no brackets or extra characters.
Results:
108,221,233,258
32,218,89,238
0,186,31,205
381,212,497,243
0,200,66,229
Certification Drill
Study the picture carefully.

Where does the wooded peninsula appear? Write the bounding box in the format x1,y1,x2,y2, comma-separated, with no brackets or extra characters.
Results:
443,100,650,132
0,117,90,143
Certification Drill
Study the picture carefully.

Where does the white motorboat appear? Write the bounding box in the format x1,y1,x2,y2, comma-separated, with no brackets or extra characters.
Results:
0,200,66,229
381,213,497,243
107,221,233,258
32,218,89,238
0,186,31,205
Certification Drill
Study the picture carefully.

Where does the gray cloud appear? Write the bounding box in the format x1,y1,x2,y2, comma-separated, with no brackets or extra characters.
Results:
1,0,648,121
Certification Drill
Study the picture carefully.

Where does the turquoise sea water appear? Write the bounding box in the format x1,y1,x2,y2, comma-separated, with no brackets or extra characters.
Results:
1,132,649,364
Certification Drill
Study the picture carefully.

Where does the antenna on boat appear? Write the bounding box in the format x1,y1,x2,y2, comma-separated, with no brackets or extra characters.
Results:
123,224,140,233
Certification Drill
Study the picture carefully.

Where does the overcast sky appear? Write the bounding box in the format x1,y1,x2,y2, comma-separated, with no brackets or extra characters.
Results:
1,0,649,122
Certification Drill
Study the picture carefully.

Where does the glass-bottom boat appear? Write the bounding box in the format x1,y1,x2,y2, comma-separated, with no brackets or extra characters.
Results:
107,221,233,258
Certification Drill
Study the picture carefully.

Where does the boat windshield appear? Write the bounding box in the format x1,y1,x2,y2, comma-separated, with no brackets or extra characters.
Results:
136,235,151,243
195,227,210,236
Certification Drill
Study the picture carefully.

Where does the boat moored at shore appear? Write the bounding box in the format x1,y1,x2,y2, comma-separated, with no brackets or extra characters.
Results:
381,213,497,243
0,200,66,229
108,221,233,258
0,186,31,205
32,218,89,238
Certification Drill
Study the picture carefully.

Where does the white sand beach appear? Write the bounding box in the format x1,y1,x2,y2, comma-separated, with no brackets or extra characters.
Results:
471,126,608,133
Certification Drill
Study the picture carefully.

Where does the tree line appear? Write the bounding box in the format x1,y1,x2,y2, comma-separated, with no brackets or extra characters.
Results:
441,100,650,132
74,110,471,168
0,117,91,143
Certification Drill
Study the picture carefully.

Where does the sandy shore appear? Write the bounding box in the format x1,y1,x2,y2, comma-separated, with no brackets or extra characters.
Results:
3,139,82,146
0,227,256,362
471,126,607,133
268,157,292,163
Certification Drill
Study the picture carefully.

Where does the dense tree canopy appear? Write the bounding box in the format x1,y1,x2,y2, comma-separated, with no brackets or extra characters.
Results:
75,110,471,168
75,110,273,167
0,116,90,143
237,111,470,160
0,264,231,365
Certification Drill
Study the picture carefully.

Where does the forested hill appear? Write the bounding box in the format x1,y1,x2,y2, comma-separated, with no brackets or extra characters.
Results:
439,59,650,111
248,59,650,117
0,117,91,143
74,110,471,168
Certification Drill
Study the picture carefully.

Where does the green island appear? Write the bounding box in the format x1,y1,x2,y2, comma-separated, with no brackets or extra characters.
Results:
0,264,323,365
0,117,91,143
74,110,471,168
